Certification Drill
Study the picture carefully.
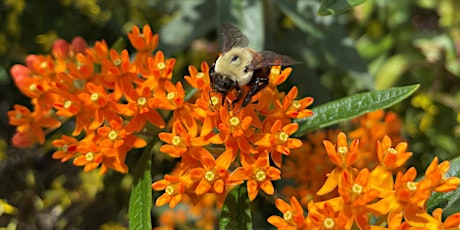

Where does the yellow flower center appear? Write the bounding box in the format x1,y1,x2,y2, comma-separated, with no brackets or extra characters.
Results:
323,218,335,229
171,136,181,146
165,185,175,195
283,210,293,222
137,97,147,106
137,34,145,38
205,171,216,182
210,96,219,106
29,84,37,92
386,147,397,155
276,131,289,143
291,100,301,109
157,62,166,70
86,152,94,162
40,61,48,69
113,58,122,66
16,112,22,119
406,182,417,192
108,130,118,141
338,146,349,156
64,100,72,109
167,92,176,101
62,144,68,152
229,117,240,127
90,93,99,102
196,72,204,79
255,169,266,182
352,183,363,195
270,68,280,75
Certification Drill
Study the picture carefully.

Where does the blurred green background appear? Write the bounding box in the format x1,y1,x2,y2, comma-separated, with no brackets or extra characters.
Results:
1,0,459,229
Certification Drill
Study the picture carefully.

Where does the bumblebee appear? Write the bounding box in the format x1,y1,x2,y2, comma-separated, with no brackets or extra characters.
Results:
209,23,299,108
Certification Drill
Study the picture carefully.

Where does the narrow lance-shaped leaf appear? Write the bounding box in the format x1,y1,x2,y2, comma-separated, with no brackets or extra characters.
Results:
318,0,367,16
129,147,153,230
294,84,419,136
220,184,253,230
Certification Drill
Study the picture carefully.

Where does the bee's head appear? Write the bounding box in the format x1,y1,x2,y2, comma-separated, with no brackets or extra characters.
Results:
214,47,252,79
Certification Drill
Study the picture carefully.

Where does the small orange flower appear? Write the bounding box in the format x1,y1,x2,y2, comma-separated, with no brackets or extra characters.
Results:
117,87,165,132
184,62,211,90
229,151,281,201
306,201,348,230
152,175,187,209
78,82,120,130
253,119,302,168
158,121,209,159
267,196,305,230
189,150,233,205
424,156,460,193
8,104,61,145
317,132,359,196
141,51,175,90
264,86,314,124
51,135,79,162
368,136,413,190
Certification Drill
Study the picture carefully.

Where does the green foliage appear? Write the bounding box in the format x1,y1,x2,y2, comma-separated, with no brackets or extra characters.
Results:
294,84,420,136
2,0,460,229
220,184,253,230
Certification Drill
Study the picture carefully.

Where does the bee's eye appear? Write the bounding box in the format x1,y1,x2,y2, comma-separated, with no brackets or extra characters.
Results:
231,55,239,63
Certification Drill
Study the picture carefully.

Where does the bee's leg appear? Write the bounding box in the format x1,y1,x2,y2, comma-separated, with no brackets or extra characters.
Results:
242,76,268,107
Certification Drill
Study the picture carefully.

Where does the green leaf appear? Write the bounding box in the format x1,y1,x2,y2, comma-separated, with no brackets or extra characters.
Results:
294,84,419,136
220,184,253,230
318,0,366,16
128,148,152,230
427,156,460,216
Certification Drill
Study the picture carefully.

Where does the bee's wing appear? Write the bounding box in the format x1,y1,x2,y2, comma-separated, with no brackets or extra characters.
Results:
221,23,249,53
247,50,300,70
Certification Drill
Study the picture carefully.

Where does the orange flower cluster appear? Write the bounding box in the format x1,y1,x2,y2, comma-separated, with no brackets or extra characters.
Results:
282,110,404,206
8,25,169,173
268,132,460,229
152,63,314,207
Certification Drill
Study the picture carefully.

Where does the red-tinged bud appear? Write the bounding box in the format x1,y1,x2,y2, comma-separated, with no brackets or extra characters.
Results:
52,39,71,59
10,64,31,91
71,36,87,54
12,131,35,148
25,54,39,72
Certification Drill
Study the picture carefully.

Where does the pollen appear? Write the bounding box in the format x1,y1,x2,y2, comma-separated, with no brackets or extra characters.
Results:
157,62,166,70
255,169,266,182
271,68,280,75
108,130,118,141
90,93,99,102
15,112,22,119
62,144,68,152
406,181,417,192
196,72,204,79
283,210,293,222
352,183,363,195
165,185,175,195
205,170,216,182
229,117,240,127
323,218,335,229
171,136,181,146
210,96,219,106
167,92,176,101
291,100,301,109
113,58,122,66
386,147,398,155
40,61,48,69
85,152,94,162
338,146,349,155
64,100,72,109
276,131,289,143
137,97,147,106
29,84,37,92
